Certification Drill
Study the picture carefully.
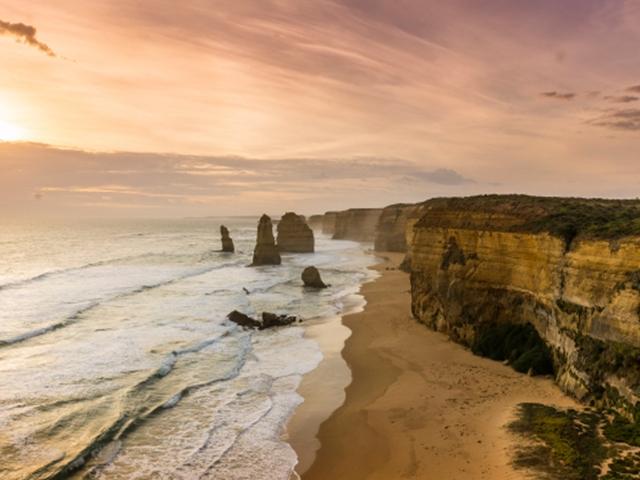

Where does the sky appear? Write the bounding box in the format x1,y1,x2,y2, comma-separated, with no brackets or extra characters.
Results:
1,0,639,217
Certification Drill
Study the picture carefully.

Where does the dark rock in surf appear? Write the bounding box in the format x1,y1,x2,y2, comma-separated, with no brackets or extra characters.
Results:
301,266,327,289
227,310,299,330
220,225,235,253
251,214,281,266
261,312,298,328
227,310,261,329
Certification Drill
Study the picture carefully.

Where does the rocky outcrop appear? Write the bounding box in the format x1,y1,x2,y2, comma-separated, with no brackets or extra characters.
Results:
332,208,383,242
408,195,640,417
307,215,324,231
276,212,315,253
251,214,281,266
322,212,338,235
227,310,298,329
302,266,327,288
220,225,234,252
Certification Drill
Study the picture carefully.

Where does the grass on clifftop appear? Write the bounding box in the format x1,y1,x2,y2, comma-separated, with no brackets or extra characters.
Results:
418,194,640,242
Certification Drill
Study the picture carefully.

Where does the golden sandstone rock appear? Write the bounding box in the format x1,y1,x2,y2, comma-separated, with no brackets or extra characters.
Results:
401,195,640,416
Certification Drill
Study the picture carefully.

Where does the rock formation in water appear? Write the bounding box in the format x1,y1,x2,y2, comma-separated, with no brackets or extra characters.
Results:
332,208,383,242
251,214,281,266
406,195,640,417
276,212,315,253
322,212,338,235
302,266,327,288
227,310,298,329
220,225,234,253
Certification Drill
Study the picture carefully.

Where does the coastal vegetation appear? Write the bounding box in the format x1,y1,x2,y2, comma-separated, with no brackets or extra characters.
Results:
415,194,640,243
510,403,640,479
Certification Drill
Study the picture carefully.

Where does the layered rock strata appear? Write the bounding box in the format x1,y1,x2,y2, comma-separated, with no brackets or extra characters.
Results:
276,212,315,253
408,195,640,417
332,208,382,242
251,214,281,266
220,225,234,252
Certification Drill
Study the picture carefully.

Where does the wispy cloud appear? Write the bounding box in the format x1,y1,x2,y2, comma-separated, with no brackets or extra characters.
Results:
0,19,55,57
0,142,479,216
626,85,640,94
604,95,639,103
540,91,576,100
589,109,640,131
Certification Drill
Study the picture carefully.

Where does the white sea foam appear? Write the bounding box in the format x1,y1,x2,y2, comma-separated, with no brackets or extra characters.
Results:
0,218,377,480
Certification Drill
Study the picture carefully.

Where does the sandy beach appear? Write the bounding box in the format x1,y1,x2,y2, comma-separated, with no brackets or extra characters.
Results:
291,252,578,480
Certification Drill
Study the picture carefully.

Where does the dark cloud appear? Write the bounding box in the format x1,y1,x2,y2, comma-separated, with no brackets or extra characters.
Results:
626,85,640,94
589,109,640,132
540,91,576,100
0,19,56,57
604,95,639,103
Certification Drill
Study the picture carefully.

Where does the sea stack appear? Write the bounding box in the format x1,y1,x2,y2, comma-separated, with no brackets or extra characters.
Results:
301,266,327,288
251,214,281,266
277,212,315,253
220,225,234,252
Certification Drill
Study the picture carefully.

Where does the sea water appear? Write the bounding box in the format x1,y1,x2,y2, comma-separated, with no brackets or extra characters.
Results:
0,218,376,479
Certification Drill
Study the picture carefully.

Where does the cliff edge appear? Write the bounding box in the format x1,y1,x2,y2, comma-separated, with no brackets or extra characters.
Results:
408,195,640,417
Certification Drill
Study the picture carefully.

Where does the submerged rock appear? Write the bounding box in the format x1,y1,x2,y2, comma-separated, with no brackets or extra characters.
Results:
276,212,314,253
227,310,261,329
220,225,234,252
301,266,327,289
251,214,281,266
227,310,298,329
261,312,298,328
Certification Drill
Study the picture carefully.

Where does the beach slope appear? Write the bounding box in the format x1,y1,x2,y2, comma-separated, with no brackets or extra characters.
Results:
300,253,576,480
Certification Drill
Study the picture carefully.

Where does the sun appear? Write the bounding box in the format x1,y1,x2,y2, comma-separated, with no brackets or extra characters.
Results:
0,120,26,141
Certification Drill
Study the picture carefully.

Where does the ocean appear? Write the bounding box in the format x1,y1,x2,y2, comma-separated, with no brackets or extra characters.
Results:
0,217,377,480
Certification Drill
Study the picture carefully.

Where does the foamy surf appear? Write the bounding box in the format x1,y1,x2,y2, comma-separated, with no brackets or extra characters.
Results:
0,217,376,480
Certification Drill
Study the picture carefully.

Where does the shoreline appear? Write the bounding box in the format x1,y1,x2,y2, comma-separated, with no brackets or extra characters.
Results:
286,267,378,475
292,252,578,480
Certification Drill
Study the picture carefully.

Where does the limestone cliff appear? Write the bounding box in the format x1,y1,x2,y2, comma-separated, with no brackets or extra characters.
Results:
332,208,382,242
408,195,640,417
276,212,315,253
322,211,338,235
374,203,426,252
251,214,281,266
307,214,324,231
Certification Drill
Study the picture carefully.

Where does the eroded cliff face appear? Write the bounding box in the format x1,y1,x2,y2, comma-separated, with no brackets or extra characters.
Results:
374,204,422,252
332,208,382,242
307,215,324,231
409,198,640,416
322,212,338,235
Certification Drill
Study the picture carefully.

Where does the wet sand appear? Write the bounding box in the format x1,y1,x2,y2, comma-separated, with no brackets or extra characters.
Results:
292,252,577,480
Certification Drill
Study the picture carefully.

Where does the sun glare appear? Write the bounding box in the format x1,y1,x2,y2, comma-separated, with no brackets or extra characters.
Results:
0,120,25,141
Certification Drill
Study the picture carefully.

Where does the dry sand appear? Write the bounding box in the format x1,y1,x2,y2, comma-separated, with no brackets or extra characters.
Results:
290,252,578,480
